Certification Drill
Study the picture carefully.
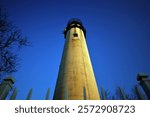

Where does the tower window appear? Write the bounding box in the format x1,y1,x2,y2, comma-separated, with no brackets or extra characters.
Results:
73,33,78,37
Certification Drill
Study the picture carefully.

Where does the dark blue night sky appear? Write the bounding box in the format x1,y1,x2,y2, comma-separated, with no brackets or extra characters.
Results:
1,0,150,99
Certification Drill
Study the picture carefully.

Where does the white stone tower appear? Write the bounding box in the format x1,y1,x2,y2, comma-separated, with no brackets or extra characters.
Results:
53,19,100,100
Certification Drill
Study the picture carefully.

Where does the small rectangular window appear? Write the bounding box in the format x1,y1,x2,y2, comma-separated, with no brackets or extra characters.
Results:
73,33,78,37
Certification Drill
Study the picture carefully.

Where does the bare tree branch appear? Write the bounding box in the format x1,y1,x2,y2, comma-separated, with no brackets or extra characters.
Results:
0,9,29,78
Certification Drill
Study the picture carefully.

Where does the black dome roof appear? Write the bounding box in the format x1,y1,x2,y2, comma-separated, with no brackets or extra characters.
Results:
64,18,86,38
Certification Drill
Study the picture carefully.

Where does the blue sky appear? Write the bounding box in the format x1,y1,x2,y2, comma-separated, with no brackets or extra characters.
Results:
1,0,150,99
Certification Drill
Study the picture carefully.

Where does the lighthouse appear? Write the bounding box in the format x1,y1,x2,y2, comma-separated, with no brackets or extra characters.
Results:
53,19,100,100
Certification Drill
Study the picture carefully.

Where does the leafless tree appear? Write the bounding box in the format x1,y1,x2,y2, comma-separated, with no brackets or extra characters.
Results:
0,9,29,79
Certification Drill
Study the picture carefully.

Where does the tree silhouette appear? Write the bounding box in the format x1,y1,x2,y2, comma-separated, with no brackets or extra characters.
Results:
0,9,29,79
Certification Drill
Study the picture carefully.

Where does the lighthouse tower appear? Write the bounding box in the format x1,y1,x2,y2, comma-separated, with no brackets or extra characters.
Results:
53,19,100,100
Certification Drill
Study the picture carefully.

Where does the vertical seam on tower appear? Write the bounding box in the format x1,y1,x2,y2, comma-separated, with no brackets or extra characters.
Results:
80,29,90,99
72,27,76,98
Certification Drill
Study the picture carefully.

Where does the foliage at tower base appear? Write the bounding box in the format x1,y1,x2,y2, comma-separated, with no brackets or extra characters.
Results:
0,9,29,80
